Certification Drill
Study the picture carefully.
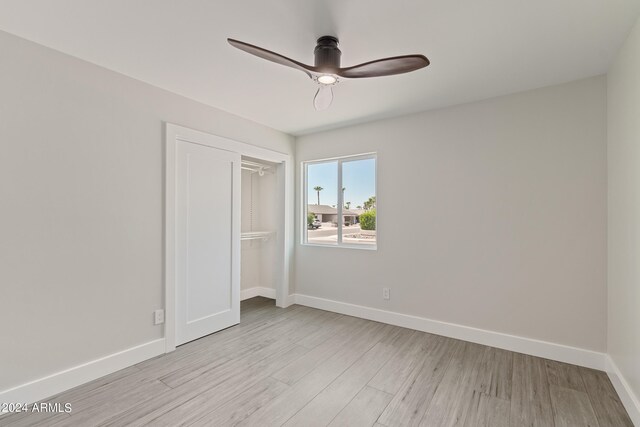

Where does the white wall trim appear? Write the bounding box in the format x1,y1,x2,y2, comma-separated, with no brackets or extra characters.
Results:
282,294,296,308
241,287,277,301
293,294,606,370
0,339,164,406
606,355,640,426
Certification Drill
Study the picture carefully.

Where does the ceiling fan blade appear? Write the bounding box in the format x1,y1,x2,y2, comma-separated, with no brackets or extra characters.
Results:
337,55,429,78
227,38,317,78
313,85,333,110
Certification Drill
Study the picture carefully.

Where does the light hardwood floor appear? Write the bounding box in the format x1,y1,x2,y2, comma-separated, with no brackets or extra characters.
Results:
1,297,633,426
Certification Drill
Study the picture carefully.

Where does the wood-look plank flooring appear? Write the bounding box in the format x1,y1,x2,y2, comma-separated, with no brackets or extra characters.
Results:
1,297,633,427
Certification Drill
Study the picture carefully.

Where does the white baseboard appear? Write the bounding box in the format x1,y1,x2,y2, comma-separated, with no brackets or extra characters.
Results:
282,294,296,308
293,294,606,370
606,355,640,426
241,286,276,301
0,339,165,406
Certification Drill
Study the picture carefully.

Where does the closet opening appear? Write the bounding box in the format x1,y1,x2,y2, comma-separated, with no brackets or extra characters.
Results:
240,156,283,313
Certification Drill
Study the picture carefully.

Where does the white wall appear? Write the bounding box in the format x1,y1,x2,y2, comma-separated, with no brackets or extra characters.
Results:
241,169,261,290
607,13,640,417
256,167,281,292
0,30,294,391
295,76,607,352
240,167,280,293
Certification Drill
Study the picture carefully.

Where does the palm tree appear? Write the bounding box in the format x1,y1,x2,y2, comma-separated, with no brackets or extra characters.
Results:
364,196,376,210
341,187,347,209
313,186,323,205
345,201,351,209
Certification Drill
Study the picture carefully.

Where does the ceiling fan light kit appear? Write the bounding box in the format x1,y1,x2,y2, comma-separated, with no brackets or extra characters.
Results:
227,36,429,110
317,75,337,85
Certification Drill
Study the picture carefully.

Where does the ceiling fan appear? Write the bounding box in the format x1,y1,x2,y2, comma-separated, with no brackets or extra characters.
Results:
227,36,430,110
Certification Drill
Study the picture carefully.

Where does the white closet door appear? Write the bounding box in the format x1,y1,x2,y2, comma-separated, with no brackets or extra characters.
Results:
175,140,240,346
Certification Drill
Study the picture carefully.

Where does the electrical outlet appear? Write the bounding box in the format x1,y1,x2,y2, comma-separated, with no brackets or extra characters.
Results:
154,309,165,325
383,288,390,300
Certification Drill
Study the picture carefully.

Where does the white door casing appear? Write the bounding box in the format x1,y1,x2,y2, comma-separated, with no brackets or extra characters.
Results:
175,140,240,346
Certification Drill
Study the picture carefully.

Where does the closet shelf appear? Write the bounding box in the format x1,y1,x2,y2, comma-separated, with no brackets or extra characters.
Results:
241,231,276,241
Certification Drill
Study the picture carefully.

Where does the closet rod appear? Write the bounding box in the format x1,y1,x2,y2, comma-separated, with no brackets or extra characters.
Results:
241,159,274,175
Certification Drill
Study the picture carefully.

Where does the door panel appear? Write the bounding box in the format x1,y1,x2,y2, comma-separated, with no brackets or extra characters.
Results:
176,140,240,346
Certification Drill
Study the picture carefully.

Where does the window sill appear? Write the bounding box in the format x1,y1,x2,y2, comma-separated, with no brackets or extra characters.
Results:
300,242,377,251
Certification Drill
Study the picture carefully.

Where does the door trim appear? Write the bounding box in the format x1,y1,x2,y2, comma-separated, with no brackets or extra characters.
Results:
165,123,293,353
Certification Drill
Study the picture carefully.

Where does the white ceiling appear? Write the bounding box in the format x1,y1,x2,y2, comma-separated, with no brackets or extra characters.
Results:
0,0,638,135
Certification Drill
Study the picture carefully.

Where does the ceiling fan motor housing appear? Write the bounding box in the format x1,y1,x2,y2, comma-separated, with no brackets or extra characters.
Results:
314,36,341,72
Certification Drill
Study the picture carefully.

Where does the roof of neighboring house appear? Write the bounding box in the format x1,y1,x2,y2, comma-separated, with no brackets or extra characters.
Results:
308,205,359,216
349,208,366,216
307,204,336,215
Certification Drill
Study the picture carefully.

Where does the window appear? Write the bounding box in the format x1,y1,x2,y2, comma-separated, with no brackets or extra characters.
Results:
303,153,376,249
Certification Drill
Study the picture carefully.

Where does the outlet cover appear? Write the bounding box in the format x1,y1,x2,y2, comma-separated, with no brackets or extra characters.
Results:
154,309,165,325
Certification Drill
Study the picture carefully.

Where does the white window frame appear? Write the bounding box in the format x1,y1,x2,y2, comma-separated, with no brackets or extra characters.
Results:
302,152,377,250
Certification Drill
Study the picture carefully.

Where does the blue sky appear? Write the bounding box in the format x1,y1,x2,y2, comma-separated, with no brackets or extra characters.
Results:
307,158,375,208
